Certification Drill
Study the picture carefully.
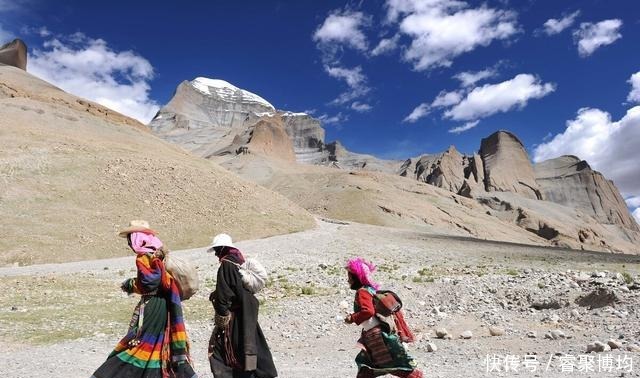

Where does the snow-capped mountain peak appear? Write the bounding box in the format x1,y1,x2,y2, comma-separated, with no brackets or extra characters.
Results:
190,77,275,111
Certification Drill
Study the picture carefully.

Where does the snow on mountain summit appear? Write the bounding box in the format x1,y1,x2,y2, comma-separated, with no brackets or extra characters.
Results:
191,77,275,111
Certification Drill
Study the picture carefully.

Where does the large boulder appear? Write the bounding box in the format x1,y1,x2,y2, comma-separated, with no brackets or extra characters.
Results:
0,39,27,70
534,155,639,231
480,131,543,200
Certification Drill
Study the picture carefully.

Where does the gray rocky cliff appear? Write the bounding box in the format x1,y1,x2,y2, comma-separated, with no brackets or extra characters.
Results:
281,112,327,164
148,78,275,158
480,131,543,200
147,77,639,251
534,155,639,231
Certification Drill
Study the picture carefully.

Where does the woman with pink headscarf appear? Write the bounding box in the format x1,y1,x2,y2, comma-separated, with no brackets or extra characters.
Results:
91,220,197,378
345,257,423,378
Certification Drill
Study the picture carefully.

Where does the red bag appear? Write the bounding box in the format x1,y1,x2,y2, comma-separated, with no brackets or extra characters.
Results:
373,290,402,316
373,290,416,343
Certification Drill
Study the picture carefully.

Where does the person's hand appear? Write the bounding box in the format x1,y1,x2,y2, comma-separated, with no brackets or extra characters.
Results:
344,314,353,324
208,290,216,303
154,247,168,260
214,313,231,327
120,278,133,293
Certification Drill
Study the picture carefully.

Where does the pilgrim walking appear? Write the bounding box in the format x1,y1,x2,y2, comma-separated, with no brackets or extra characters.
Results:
207,233,277,378
345,257,423,378
91,220,197,378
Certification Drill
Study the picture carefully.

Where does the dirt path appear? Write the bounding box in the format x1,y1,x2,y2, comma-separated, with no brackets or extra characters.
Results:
2,219,640,377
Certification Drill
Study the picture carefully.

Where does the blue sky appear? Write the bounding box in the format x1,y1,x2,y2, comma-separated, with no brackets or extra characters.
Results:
1,0,640,221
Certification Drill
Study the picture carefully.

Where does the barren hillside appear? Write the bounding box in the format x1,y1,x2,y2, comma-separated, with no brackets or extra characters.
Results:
214,153,640,254
0,65,315,265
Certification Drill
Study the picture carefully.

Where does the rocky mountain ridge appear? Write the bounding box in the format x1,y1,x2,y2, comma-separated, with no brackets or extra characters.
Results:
148,77,639,253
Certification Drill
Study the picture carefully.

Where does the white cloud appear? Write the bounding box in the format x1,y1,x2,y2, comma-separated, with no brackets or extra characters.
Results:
313,10,374,111
385,0,519,70
633,208,640,224
313,11,370,53
324,65,371,105
403,89,463,123
28,34,159,124
533,106,640,198
626,196,640,208
325,65,366,88
403,102,430,123
444,74,555,121
351,101,372,112
573,19,622,57
453,68,497,87
448,120,479,134
542,10,580,36
318,112,349,125
371,34,400,56
627,71,640,104
431,89,463,108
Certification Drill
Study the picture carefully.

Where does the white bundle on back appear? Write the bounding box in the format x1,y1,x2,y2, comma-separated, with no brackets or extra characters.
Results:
239,258,268,294
224,257,268,294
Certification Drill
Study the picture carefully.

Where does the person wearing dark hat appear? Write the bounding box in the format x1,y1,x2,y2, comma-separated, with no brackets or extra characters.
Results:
207,233,277,378
91,220,198,378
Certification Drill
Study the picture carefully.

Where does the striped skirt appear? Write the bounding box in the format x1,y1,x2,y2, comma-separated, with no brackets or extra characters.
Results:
355,325,418,376
91,295,196,378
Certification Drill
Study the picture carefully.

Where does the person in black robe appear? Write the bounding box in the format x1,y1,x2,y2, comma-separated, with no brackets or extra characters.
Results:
207,233,277,378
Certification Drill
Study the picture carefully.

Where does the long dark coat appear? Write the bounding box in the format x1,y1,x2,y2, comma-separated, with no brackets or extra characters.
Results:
209,253,277,378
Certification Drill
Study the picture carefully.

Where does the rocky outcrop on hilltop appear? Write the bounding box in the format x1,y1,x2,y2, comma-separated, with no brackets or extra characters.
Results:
534,156,639,232
324,141,400,172
149,78,276,158
480,131,543,200
399,148,485,198
247,118,296,162
149,77,397,170
149,77,639,253
281,112,326,163
0,39,27,70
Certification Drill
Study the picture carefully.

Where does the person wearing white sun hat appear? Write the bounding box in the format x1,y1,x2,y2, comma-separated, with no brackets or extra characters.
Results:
207,233,236,253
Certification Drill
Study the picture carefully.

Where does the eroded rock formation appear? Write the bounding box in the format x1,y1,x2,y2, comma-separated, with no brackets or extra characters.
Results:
0,39,27,70
534,155,639,231
149,77,639,253
480,131,543,200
